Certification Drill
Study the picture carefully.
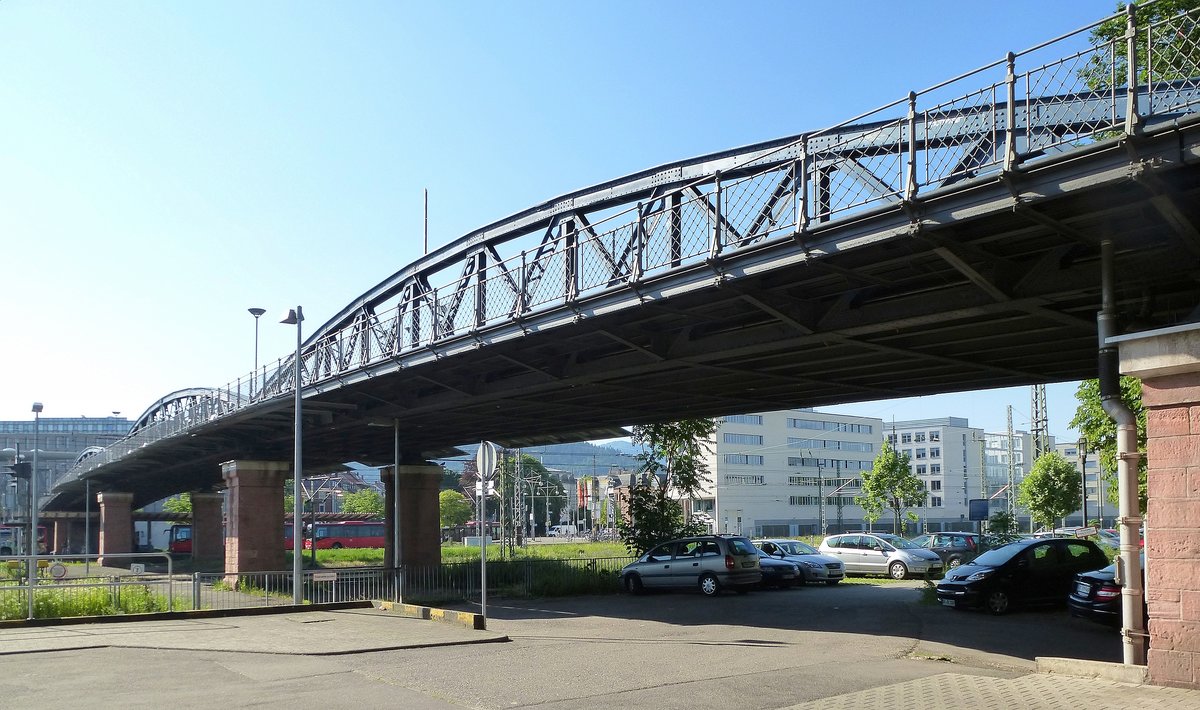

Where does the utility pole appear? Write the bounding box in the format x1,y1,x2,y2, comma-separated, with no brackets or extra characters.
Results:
1006,405,1017,523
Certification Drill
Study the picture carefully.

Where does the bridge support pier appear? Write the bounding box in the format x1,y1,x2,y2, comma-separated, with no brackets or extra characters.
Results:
190,491,224,567
97,491,133,567
383,463,442,568
221,460,288,577
1116,323,1200,690
51,520,69,554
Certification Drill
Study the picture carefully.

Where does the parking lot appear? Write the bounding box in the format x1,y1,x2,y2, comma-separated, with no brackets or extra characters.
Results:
0,578,1165,709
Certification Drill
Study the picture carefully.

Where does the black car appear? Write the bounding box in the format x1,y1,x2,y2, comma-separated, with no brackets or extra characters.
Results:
936,537,1109,615
1068,553,1146,626
756,550,801,589
908,532,981,569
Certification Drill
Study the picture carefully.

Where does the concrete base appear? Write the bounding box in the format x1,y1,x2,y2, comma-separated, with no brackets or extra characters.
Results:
382,464,443,568
221,460,288,576
1037,657,1148,684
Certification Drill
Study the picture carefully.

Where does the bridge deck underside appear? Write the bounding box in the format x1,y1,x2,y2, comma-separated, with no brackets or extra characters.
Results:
50,129,1200,510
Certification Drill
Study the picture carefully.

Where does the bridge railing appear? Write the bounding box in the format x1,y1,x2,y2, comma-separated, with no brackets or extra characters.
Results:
59,2,1200,485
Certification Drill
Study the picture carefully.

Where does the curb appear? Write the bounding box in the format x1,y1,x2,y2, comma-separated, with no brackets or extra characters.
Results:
0,600,372,629
374,601,487,630
1036,656,1149,685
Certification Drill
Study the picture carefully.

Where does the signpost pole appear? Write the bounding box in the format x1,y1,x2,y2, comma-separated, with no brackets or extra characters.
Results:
475,441,499,620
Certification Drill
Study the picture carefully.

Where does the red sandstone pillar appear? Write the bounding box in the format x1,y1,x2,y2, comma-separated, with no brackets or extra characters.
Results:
1117,323,1200,689
97,492,133,567
221,460,288,576
382,464,443,568
190,491,224,567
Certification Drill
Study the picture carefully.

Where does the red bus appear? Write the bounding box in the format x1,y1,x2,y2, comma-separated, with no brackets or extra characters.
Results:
303,520,385,550
170,523,297,553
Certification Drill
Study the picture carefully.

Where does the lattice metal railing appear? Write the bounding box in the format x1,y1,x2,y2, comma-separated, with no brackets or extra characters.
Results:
57,1,1200,486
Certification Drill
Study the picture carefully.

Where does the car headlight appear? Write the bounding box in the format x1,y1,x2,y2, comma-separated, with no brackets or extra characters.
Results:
801,560,820,569
966,569,994,581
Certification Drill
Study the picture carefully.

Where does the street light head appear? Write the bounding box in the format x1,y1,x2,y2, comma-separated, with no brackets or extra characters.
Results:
31,402,43,414
248,307,266,318
280,307,303,325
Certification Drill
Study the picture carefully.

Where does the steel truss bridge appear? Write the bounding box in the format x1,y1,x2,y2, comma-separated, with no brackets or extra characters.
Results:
48,4,1200,510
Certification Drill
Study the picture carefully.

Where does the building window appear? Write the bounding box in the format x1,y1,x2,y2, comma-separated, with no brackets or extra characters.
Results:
931,496,943,507
887,434,897,445
723,414,763,425
724,454,764,466
788,496,818,506
915,448,927,460
724,474,765,485
914,432,926,443
930,464,941,474
929,431,940,442
901,433,912,444
915,465,927,475
931,480,942,491
723,433,763,445
929,446,941,458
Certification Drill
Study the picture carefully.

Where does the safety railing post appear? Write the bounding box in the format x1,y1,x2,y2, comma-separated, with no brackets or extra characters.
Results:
631,202,644,283
709,171,723,260
905,91,918,201
1125,2,1141,133
1004,52,1018,172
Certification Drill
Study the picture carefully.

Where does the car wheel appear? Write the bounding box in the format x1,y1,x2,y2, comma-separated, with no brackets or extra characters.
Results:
698,573,721,597
986,590,1010,615
331,542,343,549
825,580,840,586
948,557,962,569
888,561,908,580
623,574,643,595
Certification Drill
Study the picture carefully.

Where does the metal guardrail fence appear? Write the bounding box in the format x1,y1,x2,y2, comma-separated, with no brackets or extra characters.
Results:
192,557,635,612
0,553,177,621
58,1,1200,484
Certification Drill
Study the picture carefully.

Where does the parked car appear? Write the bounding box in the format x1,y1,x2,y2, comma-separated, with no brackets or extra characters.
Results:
755,549,801,589
907,532,981,569
1068,552,1147,626
620,535,762,597
818,533,942,580
754,538,845,585
936,537,1109,615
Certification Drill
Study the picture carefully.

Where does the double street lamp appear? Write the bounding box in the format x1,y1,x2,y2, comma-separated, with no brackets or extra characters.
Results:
280,307,304,605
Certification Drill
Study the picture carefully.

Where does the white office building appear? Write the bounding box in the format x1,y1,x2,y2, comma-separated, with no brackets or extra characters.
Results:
1055,440,1109,526
885,418,985,532
695,408,882,537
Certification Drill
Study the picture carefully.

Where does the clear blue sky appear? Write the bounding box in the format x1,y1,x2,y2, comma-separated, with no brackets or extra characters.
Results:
1,1,1116,441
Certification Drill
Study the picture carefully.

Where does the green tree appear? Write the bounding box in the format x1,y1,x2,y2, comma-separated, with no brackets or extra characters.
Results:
1081,1,1200,90
617,419,717,555
341,489,385,517
439,490,473,528
1017,452,1084,530
856,439,925,534
162,493,191,517
986,510,1018,536
1069,377,1147,512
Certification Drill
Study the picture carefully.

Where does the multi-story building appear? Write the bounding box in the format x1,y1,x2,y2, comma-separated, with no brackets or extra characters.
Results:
1055,440,1108,526
885,418,984,532
696,408,883,537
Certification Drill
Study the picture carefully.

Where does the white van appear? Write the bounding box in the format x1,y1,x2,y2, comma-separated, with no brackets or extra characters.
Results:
548,524,578,538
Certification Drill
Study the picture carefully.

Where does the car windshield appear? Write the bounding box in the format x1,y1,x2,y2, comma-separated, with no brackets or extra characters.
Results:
727,537,756,555
972,542,1028,566
909,535,931,546
779,540,819,555
878,535,920,550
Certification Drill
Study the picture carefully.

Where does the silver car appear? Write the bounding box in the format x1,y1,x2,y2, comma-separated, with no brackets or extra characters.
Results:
818,533,942,580
620,535,762,597
754,538,845,585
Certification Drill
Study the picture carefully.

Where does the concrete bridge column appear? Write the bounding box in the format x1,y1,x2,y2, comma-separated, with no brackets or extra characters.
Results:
97,492,133,567
190,491,224,567
1116,323,1200,690
382,464,443,568
51,520,69,554
221,460,288,576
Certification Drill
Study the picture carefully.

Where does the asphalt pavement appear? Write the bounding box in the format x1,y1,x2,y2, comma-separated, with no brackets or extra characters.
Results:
0,582,1196,709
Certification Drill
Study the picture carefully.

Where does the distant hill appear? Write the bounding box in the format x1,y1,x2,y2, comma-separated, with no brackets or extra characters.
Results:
444,439,641,480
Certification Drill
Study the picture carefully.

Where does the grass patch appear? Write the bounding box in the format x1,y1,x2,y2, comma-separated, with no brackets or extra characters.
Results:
0,581,188,620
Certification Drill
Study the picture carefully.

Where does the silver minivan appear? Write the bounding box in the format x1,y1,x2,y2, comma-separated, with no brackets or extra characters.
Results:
818,533,942,580
620,535,762,596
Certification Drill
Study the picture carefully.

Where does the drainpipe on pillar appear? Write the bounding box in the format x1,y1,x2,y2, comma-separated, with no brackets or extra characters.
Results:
1098,238,1146,666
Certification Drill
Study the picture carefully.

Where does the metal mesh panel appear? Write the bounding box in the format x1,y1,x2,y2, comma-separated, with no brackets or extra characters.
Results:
436,284,477,338
524,248,567,309
721,166,797,249
1148,8,1200,115
578,223,635,293
639,191,713,273
480,266,521,323
811,119,904,222
1022,44,1123,154
919,83,1003,190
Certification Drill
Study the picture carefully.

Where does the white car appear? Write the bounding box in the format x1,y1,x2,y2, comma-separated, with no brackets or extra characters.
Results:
754,538,845,585
818,532,942,580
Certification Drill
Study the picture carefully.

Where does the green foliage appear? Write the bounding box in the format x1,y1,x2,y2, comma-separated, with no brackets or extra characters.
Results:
1081,1,1200,90
440,467,461,490
618,419,717,554
986,510,1019,536
341,489,385,517
1017,452,1084,529
0,582,186,621
857,439,925,533
162,493,191,517
439,490,473,528
1070,377,1147,512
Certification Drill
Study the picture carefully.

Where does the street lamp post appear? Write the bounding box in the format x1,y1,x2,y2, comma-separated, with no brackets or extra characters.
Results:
29,402,42,620
248,307,266,395
1078,437,1088,528
281,307,304,605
